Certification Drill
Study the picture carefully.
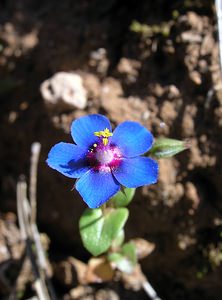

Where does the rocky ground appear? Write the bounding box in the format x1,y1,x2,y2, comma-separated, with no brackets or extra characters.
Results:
1,0,222,299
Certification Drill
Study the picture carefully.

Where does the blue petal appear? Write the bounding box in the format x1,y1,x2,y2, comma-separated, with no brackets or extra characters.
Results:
71,114,112,148
110,121,153,157
112,157,158,188
47,142,89,178
76,170,120,208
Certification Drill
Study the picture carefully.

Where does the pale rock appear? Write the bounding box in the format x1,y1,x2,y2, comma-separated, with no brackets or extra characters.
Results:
181,31,202,43
40,72,87,111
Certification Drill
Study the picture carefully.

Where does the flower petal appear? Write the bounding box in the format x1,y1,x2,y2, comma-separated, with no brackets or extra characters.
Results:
71,114,112,148
47,142,89,178
76,170,120,208
110,121,153,157
112,157,158,188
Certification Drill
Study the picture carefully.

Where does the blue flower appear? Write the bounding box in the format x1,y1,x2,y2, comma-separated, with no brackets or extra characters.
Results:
47,114,158,208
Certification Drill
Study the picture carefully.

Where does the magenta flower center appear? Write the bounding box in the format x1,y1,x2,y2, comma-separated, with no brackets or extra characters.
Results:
86,128,122,171
96,149,114,164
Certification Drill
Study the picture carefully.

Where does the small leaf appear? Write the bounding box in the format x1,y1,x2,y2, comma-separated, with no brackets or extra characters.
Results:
108,242,137,274
124,188,136,203
111,187,135,207
150,138,189,159
79,208,129,256
122,242,137,266
108,252,123,263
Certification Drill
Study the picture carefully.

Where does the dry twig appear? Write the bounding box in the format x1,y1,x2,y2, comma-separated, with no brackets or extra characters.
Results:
16,142,57,300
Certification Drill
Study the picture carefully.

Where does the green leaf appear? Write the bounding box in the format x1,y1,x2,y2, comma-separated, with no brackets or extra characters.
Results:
108,242,137,274
111,187,135,207
108,252,123,263
122,242,137,266
150,138,189,159
111,229,125,249
79,208,129,256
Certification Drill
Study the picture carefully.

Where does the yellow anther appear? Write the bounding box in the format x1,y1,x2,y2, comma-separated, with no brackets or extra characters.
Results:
94,131,102,137
94,128,112,146
94,128,113,138
93,143,97,147
103,128,113,137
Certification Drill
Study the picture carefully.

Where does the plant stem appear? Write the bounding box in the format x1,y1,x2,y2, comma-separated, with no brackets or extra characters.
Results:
101,202,107,214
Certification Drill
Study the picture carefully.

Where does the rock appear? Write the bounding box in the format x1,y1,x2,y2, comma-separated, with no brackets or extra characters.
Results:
201,34,214,56
95,289,119,300
185,182,200,213
182,112,195,137
117,58,141,75
186,12,203,32
100,78,147,123
80,72,101,99
130,238,155,260
89,48,109,75
166,85,180,99
40,72,87,111
117,57,141,83
69,285,94,299
181,31,202,43
160,101,177,125
189,70,202,85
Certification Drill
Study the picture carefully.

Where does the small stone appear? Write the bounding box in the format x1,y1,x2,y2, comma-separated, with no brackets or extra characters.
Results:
167,85,180,99
200,34,214,56
69,285,94,299
160,101,177,124
40,72,87,111
95,289,119,300
181,31,202,43
130,238,155,260
186,12,203,32
185,182,200,210
189,71,202,85
117,57,141,76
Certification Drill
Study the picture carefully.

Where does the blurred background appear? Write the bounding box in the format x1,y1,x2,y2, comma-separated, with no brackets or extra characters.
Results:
0,0,222,299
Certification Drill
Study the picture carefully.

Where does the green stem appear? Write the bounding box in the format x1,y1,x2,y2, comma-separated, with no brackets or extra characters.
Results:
101,202,107,214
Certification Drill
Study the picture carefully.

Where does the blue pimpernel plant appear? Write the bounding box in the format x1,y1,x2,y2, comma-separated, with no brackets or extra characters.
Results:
47,114,158,208
46,114,188,289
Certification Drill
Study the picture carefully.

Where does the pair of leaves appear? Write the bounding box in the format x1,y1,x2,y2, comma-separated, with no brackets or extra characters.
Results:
79,207,129,256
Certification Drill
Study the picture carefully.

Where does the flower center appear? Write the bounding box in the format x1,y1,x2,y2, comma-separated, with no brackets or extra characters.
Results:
95,149,114,164
86,128,122,171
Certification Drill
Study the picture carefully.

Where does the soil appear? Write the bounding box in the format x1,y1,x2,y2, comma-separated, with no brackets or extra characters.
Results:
1,0,222,299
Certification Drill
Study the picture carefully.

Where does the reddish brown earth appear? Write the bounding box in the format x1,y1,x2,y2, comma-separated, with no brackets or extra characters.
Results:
1,0,222,299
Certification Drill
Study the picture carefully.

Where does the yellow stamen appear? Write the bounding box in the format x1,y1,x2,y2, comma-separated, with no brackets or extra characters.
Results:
103,138,108,146
93,143,97,147
94,132,101,137
94,128,113,138
94,128,113,146
103,128,113,137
